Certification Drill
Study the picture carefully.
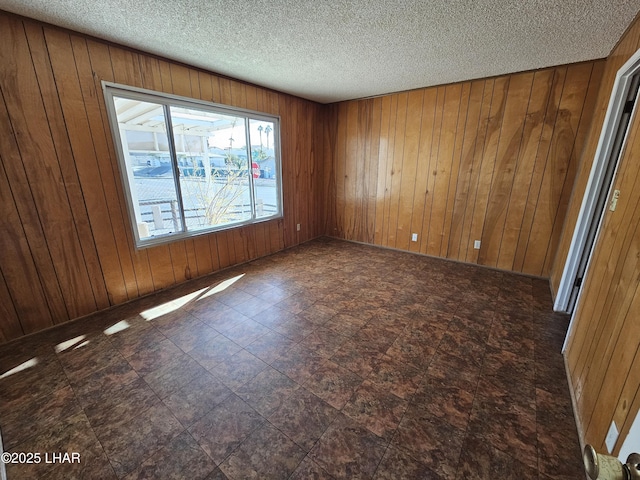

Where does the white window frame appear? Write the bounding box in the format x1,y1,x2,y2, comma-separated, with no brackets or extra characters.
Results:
103,81,283,249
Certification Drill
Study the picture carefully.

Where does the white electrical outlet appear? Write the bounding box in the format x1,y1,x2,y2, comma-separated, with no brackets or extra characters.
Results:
296,223,301,231
474,240,481,249
606,421,619,453
411,233,418,242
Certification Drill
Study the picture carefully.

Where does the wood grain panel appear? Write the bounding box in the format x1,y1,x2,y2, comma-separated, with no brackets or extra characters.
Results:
0,16,97,320
0,268,22,342
559,11,640,456
40,27,126,306
0,11,321,342
467,76,509,265
543,62,603,276
343,101,359,240
409,88,438,254
326,62,603,276
372,96,392,245
479,72,533,267
523,63,594,275
420,87,445,254
0,67,69,330
321,104,338,238
364,98,381,244
28,28,112,310
0,160,53,335
387,92,408,248
513,68,566,272
395,91,423,251
500,70,555,271
461,79,494,263
429,83,462,257
382,94,399,247
441,83,470,259
447,81,488,260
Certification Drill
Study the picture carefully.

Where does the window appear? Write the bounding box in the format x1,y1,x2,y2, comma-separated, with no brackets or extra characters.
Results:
103,83,282,248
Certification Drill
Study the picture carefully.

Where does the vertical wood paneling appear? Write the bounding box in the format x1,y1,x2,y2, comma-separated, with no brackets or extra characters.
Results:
0,11,321,343
543,62,604,275
420,87,445,254
40,27,126,306
0,16,97,321
322,104,338,238
468,76,509,265
524,63,594,275
0,159,53,335
373,96,392,246
479,72,533,267
556,12,640,456
0,67,68,329
334,102,347,239
354,100,369,241
441,83,470,259
388,92,408,248
363,98,380,243
0,268,22,342
29,28,112,310
382,95,399,247
396,90,424,251
499,70,554,271
327,61,603,276
513,68,566,272
428,83,462,257
409,88,437,254
461,79,494,263
447,80,484,259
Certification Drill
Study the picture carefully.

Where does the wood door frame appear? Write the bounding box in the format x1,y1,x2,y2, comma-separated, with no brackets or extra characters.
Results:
558,48,640,350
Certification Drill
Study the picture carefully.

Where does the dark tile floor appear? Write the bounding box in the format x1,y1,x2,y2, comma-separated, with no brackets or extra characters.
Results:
0,238,585,479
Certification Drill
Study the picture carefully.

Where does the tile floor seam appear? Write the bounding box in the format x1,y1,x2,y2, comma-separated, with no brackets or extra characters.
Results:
0,238,582,479
453,308,494,479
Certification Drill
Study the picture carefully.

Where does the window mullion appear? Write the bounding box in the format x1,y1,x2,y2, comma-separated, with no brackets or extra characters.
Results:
164,105,188,233
245,119,257,220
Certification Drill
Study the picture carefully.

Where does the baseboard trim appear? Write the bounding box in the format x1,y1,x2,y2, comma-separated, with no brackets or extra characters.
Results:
325,236,550,280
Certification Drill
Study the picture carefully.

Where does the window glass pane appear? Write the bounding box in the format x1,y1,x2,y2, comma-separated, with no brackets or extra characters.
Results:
249,119,278,219
106,84,282,248
113,97,183,239
170,106,251,231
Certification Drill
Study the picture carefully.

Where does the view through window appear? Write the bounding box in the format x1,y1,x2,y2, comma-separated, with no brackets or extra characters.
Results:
104,84,282,247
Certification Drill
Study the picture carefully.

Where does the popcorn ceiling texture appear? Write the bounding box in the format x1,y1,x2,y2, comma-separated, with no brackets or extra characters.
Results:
2,0,639,103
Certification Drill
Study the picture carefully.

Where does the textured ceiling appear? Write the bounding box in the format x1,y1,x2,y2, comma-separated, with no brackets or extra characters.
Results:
2,0,640,103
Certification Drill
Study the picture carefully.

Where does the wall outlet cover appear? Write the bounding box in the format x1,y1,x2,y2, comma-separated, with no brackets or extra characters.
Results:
411,233,418,242
474,240,481,249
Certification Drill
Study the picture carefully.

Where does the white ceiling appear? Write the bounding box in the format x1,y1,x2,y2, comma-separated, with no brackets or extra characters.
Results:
2,0,640,103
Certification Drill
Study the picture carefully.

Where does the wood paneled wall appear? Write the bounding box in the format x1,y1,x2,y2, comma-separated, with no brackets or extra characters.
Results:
0,11,323,343
560,12,640,455
321,62,605,277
